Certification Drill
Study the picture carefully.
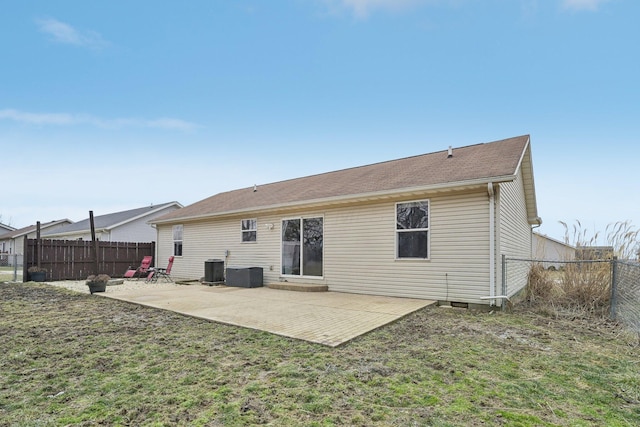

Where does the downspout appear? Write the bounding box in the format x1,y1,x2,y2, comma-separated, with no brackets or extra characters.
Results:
151,223,159,264
488,182,496,305
531,221,542,259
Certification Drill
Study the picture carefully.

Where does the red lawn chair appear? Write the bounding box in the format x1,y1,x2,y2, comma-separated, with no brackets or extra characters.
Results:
146,256,174,282
124,256,153,280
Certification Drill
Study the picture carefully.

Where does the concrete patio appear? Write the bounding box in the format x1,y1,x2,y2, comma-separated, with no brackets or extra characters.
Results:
99,284,435,347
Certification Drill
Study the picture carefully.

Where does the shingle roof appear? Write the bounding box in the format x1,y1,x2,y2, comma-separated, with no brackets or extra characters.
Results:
0,223,15,233
42,202,181,236
155,135,531,223
0,220,72,239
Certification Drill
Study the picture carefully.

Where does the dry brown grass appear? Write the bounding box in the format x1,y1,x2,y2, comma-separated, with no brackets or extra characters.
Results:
526,220,639,317
524,263,555,305
525,261,612,317
559,262,611,313
560,219,640,261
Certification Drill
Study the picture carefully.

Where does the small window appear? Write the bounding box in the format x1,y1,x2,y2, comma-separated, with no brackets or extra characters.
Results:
396,200,429,259
173,224,183,256
241,219,257,242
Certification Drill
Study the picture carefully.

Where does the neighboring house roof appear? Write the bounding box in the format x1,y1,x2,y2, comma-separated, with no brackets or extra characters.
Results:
43,202,183,237
153,135,540,225
0,219,73,240
533,232,575,250
575,245,616,259
0,223,16,234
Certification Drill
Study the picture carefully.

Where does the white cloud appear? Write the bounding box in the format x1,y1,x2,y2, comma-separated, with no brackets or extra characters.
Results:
561,0,611,11
0,109,198,131
326,0,425,18
36,17,108,49
0,109,74,125
327,0,612,17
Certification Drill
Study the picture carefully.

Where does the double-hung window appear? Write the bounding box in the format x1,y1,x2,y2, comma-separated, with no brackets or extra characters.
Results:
396,200,429,259
173,224,183,256
241,219,257,242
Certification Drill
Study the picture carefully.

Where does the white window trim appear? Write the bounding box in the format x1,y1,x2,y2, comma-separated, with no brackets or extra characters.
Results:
280,215,324,279
241,218,257,243
395,200,430,261
172,224,183,257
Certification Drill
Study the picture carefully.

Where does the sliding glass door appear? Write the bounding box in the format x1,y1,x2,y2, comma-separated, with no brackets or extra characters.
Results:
281,217,323,277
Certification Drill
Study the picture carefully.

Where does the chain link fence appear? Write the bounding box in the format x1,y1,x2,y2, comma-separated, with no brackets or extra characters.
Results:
0,253,23,282
505,257,640,333
611,260,640,333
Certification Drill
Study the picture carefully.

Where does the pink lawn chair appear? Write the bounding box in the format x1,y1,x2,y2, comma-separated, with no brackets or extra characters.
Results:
124,256,153,280
147,256,174,282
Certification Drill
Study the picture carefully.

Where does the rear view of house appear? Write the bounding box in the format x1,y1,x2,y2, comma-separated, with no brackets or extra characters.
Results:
151,135,541,306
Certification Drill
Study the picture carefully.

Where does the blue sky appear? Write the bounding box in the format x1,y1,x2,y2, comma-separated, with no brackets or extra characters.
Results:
1,0,638,244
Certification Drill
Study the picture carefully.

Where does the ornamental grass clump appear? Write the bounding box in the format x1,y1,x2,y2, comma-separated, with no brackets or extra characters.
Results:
86,274,111,284
526,220,640,317
86,274,111,294
558,261,611,315
525,262,556,305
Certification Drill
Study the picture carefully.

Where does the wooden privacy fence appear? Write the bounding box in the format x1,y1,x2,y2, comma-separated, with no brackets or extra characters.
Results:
24,239,155,281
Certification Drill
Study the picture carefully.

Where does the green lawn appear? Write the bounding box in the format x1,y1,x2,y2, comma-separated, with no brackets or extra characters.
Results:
0,266,19,282
1,282,638,426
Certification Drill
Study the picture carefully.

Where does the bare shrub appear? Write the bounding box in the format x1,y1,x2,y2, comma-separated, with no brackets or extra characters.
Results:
558,261,611,315
525,261,611,317
525,220,639,318
525,263,555,304
605,221,640,260
560,220,640,261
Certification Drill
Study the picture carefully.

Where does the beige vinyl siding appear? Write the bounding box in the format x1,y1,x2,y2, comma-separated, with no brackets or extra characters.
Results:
13,236,26,256
156,226,173,273
157,189,493,304
157,215,284,283
324,190,491,303
498,168,532,296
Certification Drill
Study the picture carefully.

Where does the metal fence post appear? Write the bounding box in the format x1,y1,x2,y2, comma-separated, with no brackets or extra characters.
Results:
610,256,618,320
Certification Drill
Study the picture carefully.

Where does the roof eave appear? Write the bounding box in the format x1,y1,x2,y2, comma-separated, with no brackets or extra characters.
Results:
44,228,109,238
8,219,73,239
107,202,183,230
44,203,183,235
517,138,541,227
152,175,517,225
534,232,574,249
529,216,543,226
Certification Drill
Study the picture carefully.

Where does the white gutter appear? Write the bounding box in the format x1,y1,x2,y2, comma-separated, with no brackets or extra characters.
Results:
488,182,496,305
152,174,518,225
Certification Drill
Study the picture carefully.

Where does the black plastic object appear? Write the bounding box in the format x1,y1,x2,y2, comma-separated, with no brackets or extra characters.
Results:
226,267,263,288
204,259,225,283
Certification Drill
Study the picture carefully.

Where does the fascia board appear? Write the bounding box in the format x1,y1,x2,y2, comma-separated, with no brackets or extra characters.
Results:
151,175,517,225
